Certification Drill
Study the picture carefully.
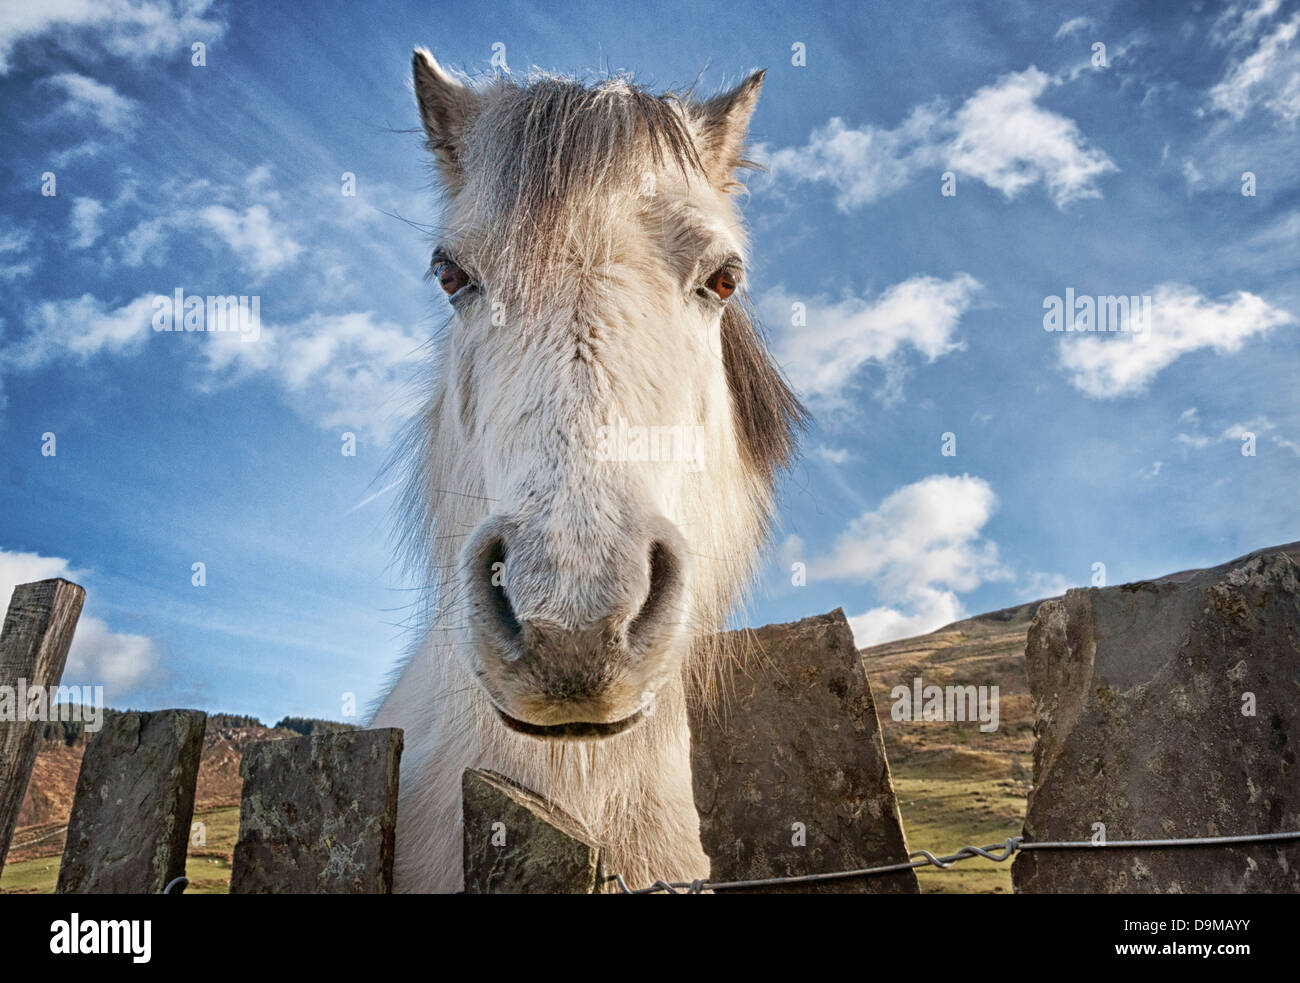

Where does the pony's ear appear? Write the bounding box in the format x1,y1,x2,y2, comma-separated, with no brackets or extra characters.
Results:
413,48,479,186
693,70,765,188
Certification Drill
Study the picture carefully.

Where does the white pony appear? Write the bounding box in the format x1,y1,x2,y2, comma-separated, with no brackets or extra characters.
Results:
371,49,805,891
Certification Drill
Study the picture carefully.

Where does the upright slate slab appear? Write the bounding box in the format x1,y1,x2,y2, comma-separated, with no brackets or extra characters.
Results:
1014,545,1300,893
57,709,206,894
689,609,918,893
462,769,604,894
230,728,403,894
0,579,84,871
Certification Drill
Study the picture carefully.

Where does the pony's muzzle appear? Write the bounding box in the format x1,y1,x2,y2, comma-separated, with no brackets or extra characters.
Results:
462,513,690,736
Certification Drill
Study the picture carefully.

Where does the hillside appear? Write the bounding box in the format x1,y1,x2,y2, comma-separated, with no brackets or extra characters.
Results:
3,714,357,888
860,601,1041,893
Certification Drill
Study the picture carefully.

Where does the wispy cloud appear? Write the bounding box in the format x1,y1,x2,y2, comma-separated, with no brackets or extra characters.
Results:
0,226,34,281
43,72,141,132
4,291,425,445
201,310,427,443
1207,6,1300,122
763,273,981,407
1057,284,1294,397
763,101,946,210
1054,16,1096,41
70,196,106,248
764,67,1116,210
1178,413,1300,457
809,444,850,465
199,204,304,279
1019,569,1074,598
6,292,156,370
0,0,226,75
1212,0,1285,49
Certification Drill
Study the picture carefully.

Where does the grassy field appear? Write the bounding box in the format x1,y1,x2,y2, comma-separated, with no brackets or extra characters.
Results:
861,604,1038,894
4,785,1026,895
3,783,1028,895
892,758,1031,894
0,806,240,895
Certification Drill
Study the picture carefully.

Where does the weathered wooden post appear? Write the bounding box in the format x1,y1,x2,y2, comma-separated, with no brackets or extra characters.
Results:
56,709,207,893
0,579,84,871
1013,546,1300,892
461,769,605,893
689,609,919,893
230,728,403,893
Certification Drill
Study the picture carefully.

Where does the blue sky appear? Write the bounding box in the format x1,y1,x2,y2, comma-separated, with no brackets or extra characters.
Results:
0,0,1296,724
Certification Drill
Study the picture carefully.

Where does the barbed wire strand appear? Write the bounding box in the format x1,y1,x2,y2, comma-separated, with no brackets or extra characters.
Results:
610,829,1300,894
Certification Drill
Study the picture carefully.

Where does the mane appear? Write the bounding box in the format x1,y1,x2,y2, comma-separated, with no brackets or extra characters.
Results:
452,73,704,315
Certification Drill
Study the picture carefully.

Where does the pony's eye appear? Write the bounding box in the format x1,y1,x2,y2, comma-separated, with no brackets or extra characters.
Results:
704,268,737,301
434,259,471,296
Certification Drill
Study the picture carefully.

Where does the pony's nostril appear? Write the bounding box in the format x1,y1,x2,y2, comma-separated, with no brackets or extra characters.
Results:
629,539,683,649
484,538,522,637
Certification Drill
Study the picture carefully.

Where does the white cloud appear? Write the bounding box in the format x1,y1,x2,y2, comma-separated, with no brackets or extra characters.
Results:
947,68,1117,206
1179,414,1300,458
1213,1,1285,48
850,589,966,649
0,0,226,74
6,293,155,370
764,273,980,407
0,228,32,252
0,548,159,694
70,167,305,275
777,533,805,572
43,72,140,132
0,549,74,592
201,310,426,443
0,226,33,281
4,286,422,444
1208,9,1300,122
764,101,947,210
199,204,303,279
815,474,1010,646
51,139,105,166
62,616,159,692
70,196,105,248
765,67,1115,210
1019,570,1074,600
1058,283,1294,397
120,216,173,266
1054,17,1095,41
810,444,850,464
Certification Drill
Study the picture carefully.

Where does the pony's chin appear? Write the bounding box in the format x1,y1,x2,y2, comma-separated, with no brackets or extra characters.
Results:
493,706,645,741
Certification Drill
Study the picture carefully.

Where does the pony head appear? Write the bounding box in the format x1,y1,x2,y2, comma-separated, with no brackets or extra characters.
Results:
404,50,804,740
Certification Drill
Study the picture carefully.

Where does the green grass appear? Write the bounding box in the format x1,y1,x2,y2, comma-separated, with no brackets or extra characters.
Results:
0,806,240,895
4,771,1029,896
183,806,240,894
891,764,1029,894
0,854,63,893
